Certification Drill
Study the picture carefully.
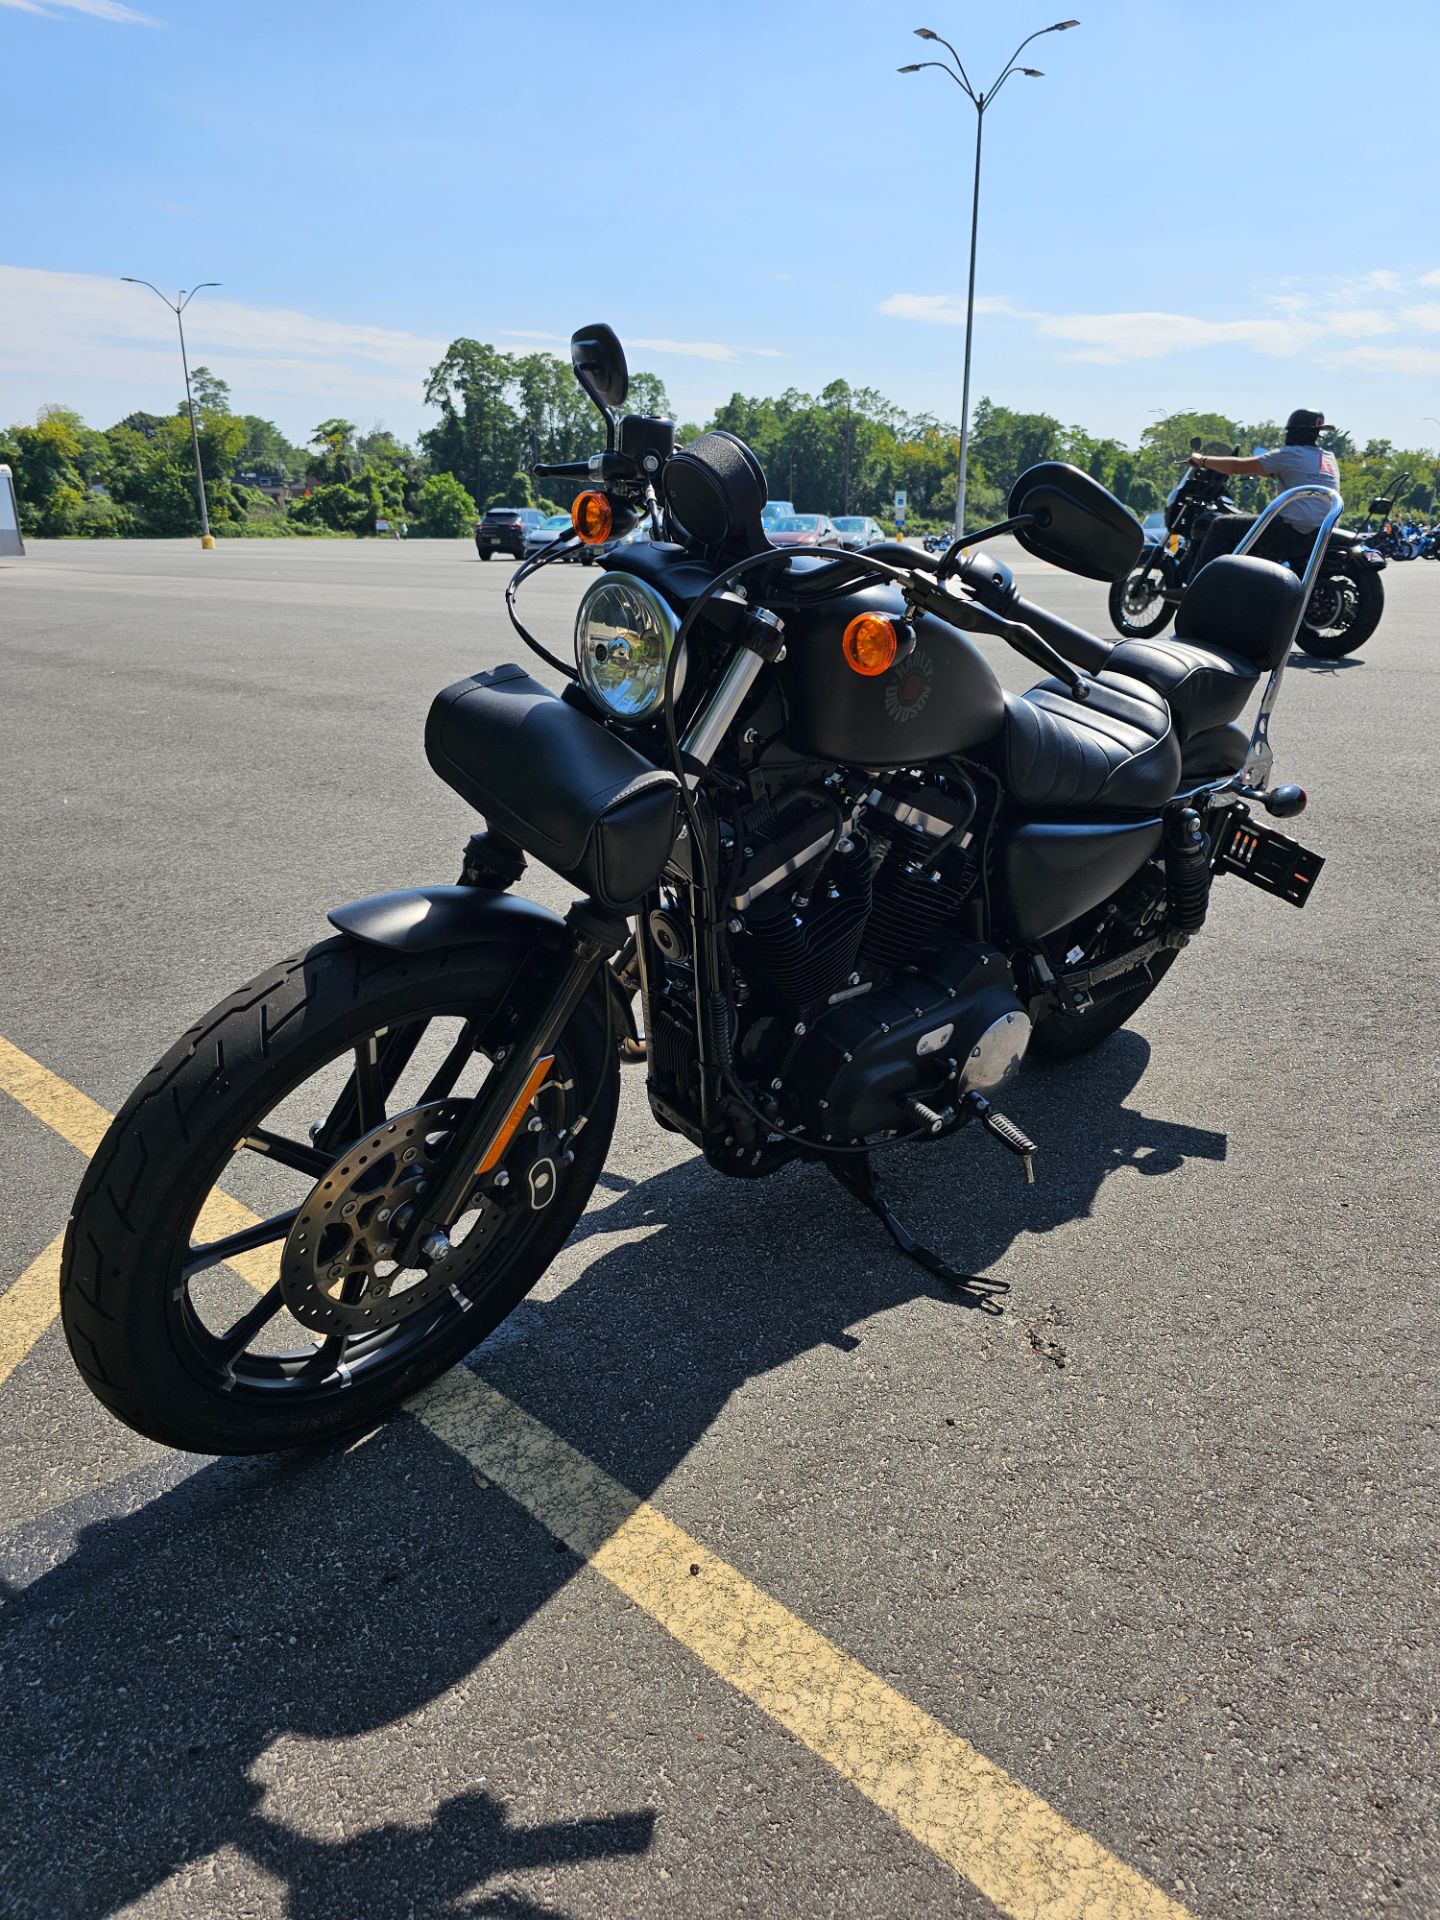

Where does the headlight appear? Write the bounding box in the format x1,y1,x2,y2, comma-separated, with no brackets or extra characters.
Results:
574,572,682,724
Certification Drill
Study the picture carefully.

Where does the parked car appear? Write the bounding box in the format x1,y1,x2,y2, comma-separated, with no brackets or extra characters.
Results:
1138,510,1167,547
475,505,547,560
522,511,576,559
766,513,841,550
760,499,798,527
830,515,886,550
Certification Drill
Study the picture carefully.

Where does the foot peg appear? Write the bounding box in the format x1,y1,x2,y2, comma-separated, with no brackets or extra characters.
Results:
963,1092,1037,1184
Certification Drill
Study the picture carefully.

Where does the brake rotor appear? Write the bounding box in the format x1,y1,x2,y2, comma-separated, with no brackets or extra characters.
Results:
279,1099,504,1335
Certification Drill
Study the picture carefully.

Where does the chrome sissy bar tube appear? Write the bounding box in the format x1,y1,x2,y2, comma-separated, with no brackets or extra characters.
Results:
1229,485,1346,794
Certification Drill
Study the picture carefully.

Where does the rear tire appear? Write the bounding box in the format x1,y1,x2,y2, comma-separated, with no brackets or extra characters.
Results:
60,935,618,1455
1296,567,1383,658
1107,564,1175,639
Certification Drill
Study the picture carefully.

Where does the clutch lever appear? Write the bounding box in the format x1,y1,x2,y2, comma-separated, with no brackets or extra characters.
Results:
904,573,1091,701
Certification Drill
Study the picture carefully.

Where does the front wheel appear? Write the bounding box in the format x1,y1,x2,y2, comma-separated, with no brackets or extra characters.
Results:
1107,562,1175,639
61,935,618,1455
1295,567,1384,659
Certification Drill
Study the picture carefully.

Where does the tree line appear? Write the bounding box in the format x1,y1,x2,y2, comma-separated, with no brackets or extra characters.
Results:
4,341,1437,540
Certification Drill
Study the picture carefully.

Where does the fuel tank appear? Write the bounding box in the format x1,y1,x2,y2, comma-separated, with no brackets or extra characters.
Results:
776,582,1004,767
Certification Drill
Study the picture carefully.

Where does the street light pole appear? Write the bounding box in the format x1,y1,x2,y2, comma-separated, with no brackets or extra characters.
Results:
121,278,221,549
901,21,1079,538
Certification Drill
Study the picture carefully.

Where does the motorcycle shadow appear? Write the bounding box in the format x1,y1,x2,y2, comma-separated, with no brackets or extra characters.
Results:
0,1032,1223,1919
1287,650,1367,674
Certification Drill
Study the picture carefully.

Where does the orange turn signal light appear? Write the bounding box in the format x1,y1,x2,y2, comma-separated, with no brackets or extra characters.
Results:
842,612,899,677
572,490,614,545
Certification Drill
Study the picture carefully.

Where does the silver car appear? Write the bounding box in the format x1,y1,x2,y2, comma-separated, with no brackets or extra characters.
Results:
830,515,886,551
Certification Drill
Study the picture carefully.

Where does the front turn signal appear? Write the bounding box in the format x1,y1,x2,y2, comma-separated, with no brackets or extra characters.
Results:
842,612,898,676
572,490,614,545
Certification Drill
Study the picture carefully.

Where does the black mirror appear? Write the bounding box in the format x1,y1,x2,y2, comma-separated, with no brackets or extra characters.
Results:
570,323,629,412
1189,436,1203,452
1007,462,1144,583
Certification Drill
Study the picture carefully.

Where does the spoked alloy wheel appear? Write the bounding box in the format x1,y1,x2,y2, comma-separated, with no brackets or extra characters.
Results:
61,936,617,1454
1295,567,1383,659
1106,564,1174,639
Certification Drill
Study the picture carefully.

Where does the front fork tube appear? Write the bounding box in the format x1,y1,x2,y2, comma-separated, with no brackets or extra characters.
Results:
392,901,625,1263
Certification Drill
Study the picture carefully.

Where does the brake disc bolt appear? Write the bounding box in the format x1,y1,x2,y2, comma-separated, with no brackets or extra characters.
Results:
376,1207,391,1224
421,1232,451,1264
401,1147,418,1163
375,1241,392,1258
342,1201,357,1217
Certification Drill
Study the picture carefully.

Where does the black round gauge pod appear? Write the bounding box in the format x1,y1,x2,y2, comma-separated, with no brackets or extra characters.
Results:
662,430,769,558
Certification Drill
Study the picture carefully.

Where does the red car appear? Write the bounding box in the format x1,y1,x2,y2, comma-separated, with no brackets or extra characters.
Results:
766,513,841,549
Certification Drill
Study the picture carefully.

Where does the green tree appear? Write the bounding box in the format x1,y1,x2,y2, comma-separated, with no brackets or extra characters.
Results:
237,415,303,484
413,472,477,537
179,366,232,421
307,419,360,485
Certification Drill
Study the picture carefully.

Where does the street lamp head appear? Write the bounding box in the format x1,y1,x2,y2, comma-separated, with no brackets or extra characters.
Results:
1051,18,1080,28
898,62,923,71
914,26,939,38
1020,67,1044,76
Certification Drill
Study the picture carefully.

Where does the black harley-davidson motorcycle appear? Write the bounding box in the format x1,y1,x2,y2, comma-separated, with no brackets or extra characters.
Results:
62,326,1331,1456
1108,443,1386,659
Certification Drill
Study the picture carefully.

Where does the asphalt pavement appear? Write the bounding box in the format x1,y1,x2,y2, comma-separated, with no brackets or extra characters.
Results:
0,535,1436,1919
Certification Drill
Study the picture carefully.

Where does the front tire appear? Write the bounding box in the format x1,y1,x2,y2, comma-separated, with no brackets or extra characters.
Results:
1295,567,1383,658
61,935,618,1455
1107,561,1175,639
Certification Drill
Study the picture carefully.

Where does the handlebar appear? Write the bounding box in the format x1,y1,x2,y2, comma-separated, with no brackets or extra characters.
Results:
1002,595,1111,675
532,459,593,479
956,552,1111,675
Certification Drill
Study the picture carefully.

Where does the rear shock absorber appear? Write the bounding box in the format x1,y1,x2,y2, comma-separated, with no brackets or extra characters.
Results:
1164,805,1212,936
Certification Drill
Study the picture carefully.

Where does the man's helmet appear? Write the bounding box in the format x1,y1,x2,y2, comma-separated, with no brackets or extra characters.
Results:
1284,408,1327,444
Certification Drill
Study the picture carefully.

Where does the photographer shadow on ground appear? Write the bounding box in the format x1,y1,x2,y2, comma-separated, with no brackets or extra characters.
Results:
0,1028,1224,1919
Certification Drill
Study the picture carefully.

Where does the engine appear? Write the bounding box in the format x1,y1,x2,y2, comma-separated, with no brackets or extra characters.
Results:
719,770,1030,1141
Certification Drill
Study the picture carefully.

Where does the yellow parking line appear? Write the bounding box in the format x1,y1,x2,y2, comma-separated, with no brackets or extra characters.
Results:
0,1233,66,1391
0,1037,1194,1919
421,1370,1191,1920
0,1034,114,1158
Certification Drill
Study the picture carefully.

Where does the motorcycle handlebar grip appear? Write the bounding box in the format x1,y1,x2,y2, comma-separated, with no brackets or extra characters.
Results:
1005,595,1112,675
532,460,592,478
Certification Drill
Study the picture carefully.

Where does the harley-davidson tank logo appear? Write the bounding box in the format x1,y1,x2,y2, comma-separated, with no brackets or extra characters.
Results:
884,648,933,724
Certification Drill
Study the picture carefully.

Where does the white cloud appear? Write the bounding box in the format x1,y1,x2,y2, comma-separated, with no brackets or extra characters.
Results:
880,291,1316,361
0,0,155,20
1315,308,1396,339
881,271,1440,372
630,337,739,362
0,265,461,434
1332,344,1440,377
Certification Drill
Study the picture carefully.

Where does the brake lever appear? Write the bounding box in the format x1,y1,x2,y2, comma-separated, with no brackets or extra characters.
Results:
903,574,1091,701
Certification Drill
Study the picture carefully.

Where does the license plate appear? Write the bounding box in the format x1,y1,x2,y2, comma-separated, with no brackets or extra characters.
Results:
1214,815,1324,907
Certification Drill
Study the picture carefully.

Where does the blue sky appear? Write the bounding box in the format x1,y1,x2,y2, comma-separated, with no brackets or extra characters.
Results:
4,0,1439,453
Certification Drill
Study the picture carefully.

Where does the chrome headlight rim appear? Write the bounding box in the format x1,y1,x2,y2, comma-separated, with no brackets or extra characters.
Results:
574,571,682,726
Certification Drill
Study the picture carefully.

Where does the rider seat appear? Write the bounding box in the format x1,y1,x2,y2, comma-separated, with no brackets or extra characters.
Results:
1108,554,1302,743
991,669,1180,813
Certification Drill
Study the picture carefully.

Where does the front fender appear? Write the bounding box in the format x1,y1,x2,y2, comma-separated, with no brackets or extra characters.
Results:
328,885,567,953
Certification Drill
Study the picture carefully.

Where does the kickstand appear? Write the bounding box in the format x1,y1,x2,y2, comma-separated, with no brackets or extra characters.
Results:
830,1156,1010,1315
